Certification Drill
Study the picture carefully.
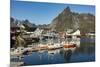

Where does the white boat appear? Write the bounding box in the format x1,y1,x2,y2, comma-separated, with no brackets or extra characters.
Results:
38,44,48,50
48,43,62,50
10,47,25,56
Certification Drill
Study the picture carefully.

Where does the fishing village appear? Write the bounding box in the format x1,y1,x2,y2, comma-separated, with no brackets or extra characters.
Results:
10,19,82,66
10,20,95,66
10,2,95,66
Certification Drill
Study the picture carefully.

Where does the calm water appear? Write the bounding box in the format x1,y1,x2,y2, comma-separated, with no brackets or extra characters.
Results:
23,38,95,66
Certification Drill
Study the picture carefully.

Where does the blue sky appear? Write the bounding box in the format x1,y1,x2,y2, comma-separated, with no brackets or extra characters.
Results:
11,0,95,25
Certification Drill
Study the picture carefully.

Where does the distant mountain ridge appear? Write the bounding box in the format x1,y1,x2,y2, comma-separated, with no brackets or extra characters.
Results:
10,17,37,31
10,17,36,28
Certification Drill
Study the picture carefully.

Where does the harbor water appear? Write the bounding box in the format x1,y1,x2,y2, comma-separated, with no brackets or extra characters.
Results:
23,37,95,66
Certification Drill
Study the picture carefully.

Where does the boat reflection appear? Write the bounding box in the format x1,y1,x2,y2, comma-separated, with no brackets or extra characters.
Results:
48,49,60,55
64,50,72,63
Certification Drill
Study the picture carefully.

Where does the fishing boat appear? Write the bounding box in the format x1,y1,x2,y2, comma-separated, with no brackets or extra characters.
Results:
38,44,48,50
63,42,76,48
47,43,63,50
60,36,77,51
10,47,24,56
62,29,81,48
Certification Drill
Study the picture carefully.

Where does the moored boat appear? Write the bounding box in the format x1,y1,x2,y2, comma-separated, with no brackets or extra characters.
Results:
47,43,63,50
62,41,77,49
63,43,76,48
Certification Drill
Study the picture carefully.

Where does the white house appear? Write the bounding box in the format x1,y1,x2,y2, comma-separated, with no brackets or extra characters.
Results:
72,30,80,35
30,28,43,38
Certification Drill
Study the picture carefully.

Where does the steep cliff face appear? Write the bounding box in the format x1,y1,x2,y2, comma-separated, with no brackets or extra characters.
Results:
50,7,95,33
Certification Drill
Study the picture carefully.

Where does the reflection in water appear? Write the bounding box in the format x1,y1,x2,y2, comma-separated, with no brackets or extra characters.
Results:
63,50,72,63
75,42,95,55
48,49,60,55
23,37,95,65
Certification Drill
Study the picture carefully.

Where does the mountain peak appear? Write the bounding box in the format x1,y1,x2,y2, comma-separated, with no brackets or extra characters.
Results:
62,6,71,15
64,7,71,12
50,7,95,33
